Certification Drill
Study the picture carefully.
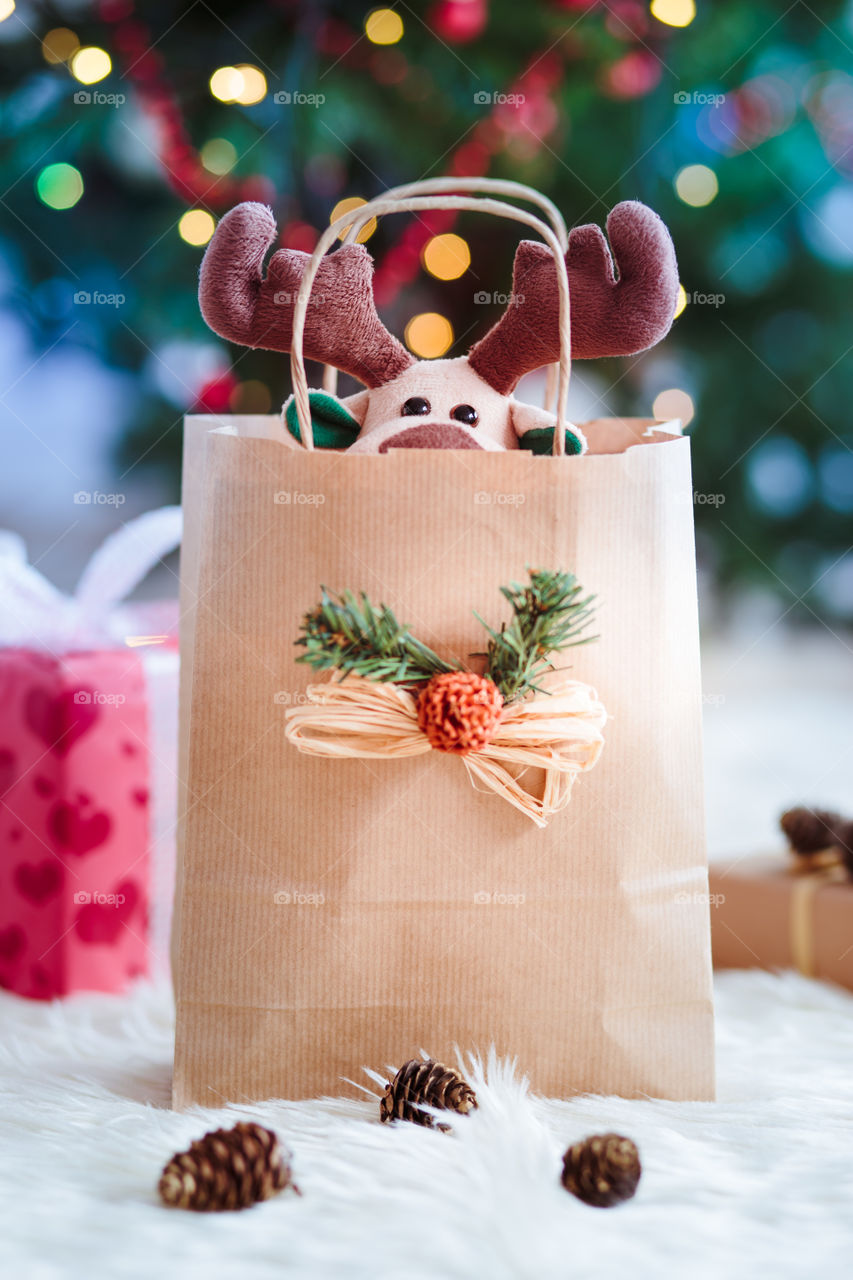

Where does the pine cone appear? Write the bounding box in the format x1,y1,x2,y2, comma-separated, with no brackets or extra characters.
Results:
158,1122,295,1211
561,1133,641,1208
416,671,503,754
780,806,844,856
380,1058,478,1129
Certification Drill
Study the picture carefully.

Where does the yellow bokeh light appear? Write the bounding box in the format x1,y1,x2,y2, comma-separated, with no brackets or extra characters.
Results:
650,0,696,28
233,64,267,105
71,46,112,85
210,66,244,103
404,312,454,359
178,210,216,246
673,283,688,318
365,8,404,45
674,163,719,207
652,387,695,427
422,233,471,281
200,138,238,175
330,196,377,243
42,27,79,64
0,0,15,22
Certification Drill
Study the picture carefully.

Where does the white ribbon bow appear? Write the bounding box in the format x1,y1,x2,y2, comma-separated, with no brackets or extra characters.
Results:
0,507,182,650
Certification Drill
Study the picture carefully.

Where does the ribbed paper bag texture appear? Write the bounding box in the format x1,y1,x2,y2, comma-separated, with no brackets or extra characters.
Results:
172,415,715,1106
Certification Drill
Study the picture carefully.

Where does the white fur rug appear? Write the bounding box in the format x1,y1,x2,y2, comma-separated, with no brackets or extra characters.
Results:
1,972,852,1278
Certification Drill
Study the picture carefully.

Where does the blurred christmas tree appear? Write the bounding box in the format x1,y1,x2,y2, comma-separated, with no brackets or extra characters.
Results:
0,0,851,616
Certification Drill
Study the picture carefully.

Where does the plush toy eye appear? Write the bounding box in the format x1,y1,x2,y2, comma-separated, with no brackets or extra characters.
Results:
402,396,431,416
450,404,479,427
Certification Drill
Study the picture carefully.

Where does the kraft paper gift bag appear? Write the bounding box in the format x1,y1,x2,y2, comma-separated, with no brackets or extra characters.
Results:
172,413,715,1106
173,179,714,1106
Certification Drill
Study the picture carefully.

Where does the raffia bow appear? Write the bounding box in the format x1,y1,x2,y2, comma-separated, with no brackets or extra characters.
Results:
284,668,606,828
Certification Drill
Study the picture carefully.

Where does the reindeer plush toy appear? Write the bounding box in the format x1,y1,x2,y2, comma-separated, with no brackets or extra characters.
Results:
199,198,678,455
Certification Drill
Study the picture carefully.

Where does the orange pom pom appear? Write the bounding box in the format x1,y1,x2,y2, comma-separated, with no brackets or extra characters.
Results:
416,671,503,754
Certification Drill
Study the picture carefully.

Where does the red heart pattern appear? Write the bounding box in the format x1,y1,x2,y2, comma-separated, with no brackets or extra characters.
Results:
48,800,111,856
0,925,25,963
24,686,99,756
14,860,64,905
74,880,140,945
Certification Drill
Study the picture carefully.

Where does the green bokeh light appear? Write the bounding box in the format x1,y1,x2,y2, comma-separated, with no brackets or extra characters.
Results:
35,162,84,210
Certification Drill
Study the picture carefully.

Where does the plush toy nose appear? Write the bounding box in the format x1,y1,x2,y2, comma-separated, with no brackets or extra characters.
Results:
378,424,484,452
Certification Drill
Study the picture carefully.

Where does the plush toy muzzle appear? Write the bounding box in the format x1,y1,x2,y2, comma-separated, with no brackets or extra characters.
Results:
198,198,679,455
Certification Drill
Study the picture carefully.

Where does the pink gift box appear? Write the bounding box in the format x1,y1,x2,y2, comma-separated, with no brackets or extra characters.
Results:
0,510,181,999
0,647,153,998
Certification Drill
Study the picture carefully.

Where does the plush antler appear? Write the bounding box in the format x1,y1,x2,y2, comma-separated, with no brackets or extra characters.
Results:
468,201,678,395
199,202,414,388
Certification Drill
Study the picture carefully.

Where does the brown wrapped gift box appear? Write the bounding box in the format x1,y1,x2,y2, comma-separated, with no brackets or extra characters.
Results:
709,856,853,988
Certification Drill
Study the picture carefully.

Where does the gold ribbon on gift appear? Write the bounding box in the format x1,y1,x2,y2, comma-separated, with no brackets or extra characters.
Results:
284,669,606,828
789,855,848,977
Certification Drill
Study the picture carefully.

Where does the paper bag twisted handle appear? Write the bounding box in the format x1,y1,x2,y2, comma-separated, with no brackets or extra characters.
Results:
284,670,606,829
288,187,572,455
323,177,569,416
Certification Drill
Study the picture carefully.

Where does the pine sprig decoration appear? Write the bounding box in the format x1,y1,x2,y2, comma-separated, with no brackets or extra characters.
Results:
478,569,597,702
296,588,459,685
294,569,596,704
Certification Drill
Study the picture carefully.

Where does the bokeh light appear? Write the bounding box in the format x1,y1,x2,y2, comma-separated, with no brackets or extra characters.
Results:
673,284,688,319
713,226,786,295
200,138,238,175
70,47,112,85
41,27,79,64
675,164,719,207
36,163,84,210
422,233,471,280
233,65,267,105
818,446,853,513
371,47,408,86
815,553,853,619
747,438,814,518
210,66,243,103
281,221,319,252
365,8,404,45
405,313,454,358
652,387,695,427
803,187,853,265
806,70,853,174
0,0,15,21
330,196,377,243
650,0,695,28
698,74,797,158
602,50,662,99
178,210,216,246
230,380,273,414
